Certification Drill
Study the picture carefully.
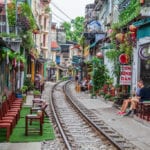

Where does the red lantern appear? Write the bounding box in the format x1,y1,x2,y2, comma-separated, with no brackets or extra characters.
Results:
119,54,130,64
140,0,144,4
115,33,124,43
129,25,137,32
12,58,17,68
96,52,103,58
130,32,136,40
32,29,40,34
20,61,24,71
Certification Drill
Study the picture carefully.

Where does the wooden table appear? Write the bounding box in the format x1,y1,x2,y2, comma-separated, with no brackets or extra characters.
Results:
25,114,43,136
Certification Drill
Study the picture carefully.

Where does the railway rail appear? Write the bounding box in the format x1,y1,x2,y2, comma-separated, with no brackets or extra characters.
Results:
50,81,139,150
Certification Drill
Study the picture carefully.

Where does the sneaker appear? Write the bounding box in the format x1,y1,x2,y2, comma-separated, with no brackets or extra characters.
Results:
117,111,122,114
124,110,132,116
120,112,126,115
117,111,125,115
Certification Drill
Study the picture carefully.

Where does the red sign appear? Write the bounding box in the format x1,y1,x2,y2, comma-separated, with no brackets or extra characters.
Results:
120,65,132,85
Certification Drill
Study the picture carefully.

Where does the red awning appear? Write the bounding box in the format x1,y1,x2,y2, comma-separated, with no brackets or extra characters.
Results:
51,41,61,51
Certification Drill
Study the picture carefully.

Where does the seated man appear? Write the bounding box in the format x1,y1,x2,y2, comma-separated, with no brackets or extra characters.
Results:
124,80,150,116
88,79,93,92
80,77,88,91
117,80,142,115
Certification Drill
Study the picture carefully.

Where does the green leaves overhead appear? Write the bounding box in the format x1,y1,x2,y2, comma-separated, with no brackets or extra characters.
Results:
0,48,26,63
7,0,36,30
119,0,140,27
62,16,85,43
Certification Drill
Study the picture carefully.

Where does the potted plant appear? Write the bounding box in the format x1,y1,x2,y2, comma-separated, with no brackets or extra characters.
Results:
33,90,41,98
21,85,28,103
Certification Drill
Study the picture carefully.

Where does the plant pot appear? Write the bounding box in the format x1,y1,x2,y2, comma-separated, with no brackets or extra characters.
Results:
34,94,41,98
15,93,22,98
22,94,27,103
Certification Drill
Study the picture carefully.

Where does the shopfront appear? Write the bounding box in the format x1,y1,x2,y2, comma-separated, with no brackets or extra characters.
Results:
132,18,150,88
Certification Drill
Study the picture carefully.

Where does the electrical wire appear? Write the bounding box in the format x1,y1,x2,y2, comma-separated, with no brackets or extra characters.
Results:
52,16,63,24
51,1,72,21
52,12,66,22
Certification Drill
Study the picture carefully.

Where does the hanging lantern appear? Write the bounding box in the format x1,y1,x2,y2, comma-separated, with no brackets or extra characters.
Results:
107,29,113,36
140,0,144,4
115,33,124,43
96,52,103,59
20,61,24,71
129,25,137,32
119,54,130,64
12,58,17,68
130,32,136,40
32,29,40,34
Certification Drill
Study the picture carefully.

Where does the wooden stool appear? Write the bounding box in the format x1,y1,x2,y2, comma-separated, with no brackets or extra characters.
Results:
25,114,43,136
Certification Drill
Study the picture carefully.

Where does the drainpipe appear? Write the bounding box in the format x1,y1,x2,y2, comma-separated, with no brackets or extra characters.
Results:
5,0,9,34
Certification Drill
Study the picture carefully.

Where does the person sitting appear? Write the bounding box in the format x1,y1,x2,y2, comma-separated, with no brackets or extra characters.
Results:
124,80,150,116
80,77,88,91
34,71,42,91
88,79,93,92
117,80,142,115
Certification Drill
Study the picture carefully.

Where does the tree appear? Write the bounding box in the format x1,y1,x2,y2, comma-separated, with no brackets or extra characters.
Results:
62,16,84,43
92,57,109,95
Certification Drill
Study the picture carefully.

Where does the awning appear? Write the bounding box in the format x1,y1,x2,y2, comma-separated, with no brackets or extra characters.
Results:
90,33,106,49
51,41,61,51
37,57,47,63
133,18,150,39
90,41,97,48
133,17,150,27
101,44,114,50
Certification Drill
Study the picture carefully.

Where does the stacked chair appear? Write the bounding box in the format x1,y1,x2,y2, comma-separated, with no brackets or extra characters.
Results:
0,93,23,141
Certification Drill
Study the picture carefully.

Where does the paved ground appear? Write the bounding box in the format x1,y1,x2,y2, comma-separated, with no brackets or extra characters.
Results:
70,82,150,150
1,81,150,150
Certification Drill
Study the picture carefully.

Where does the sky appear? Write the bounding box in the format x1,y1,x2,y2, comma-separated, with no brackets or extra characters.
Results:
50,0,94,24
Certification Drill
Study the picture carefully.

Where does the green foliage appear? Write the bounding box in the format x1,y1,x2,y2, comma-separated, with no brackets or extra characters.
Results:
20,2,36,30
61,76,68,81
33,89,41,95
99,91,105,96
45,6,51,13
105,49,121,62
33,90,41,95
104,94,111,100
20,31,34,50
92,57,109,93
0,33,20,38
21,85,28,93
7,1,36,30
62,16,84,42
7,1,16,26
119,0,140,27
24,78,34,90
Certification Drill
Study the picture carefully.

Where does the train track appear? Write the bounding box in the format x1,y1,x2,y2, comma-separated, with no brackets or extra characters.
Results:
50,81,139,150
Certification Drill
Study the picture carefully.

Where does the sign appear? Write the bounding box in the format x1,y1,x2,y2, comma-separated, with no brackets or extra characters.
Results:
120,65,132,85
